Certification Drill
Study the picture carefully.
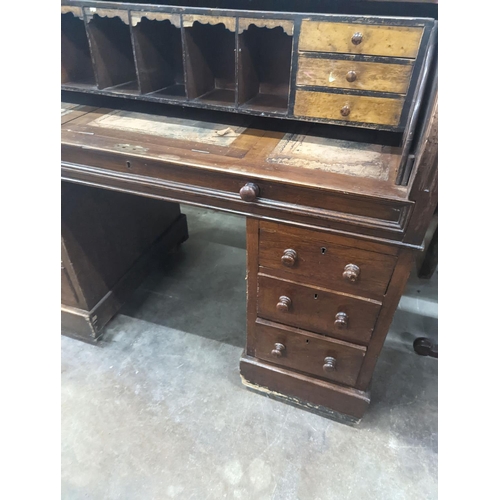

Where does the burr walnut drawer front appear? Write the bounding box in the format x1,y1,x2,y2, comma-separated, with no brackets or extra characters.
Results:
258,222,398,300
296,56,413,94
298,20,424,58
294,90,404,126
254,319,366,387
257,275,381,345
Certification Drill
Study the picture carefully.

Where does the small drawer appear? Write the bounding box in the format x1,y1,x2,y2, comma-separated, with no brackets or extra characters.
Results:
257,275,381,345
258,221,397,299
294,90,404,126
298,20,424,58
296,56,413,95
254,319,366,386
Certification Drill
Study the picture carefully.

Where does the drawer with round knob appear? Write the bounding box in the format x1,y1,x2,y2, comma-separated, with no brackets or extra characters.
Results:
257,274,381,345
298,20,424,58
296,56,414,95
258,221,398,300
294,89,405,127
254,318,366,387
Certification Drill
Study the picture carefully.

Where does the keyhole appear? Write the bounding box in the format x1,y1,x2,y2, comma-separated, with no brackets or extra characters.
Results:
305,339,309,344
126,161,131,169
314,294,318,299
321,247,327,255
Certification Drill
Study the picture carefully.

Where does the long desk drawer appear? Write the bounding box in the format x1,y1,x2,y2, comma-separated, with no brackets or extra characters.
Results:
254,319,366,387
257,274,381,345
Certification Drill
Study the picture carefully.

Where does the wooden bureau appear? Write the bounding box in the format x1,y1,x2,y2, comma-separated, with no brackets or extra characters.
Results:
61,0,438,422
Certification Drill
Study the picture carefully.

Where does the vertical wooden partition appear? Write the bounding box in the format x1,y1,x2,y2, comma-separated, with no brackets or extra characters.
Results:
84,9,138,92
130,13,186,98
237,19,293,114
183,16,237,106
61,8,95,88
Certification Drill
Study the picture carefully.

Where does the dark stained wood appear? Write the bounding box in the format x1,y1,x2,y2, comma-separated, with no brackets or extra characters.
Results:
404,88,438,246
253,319,366,387
258,221,398,300
355,248,414,390
240,354,370,422
61,0,438,422
131,17,185,96
257,274,382,345
245,218,260,357
61,182,188,341
85,12,138,91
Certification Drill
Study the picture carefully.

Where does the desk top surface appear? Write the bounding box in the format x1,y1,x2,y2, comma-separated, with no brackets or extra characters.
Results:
61,102,408,201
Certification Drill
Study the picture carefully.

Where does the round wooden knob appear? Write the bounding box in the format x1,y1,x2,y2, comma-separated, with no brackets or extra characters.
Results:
346,70,357,83
334,312,348,329
343,264,360,282
340,105,350,117
351,32,363,45
271,343,286,358
276,296,292,312
239,182,260,202
281,249,297,267
323,356,337,373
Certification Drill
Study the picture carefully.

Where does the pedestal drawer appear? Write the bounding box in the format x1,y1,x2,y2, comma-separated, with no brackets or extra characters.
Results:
257,274,381,345
258,221,398,300
254,319,366,387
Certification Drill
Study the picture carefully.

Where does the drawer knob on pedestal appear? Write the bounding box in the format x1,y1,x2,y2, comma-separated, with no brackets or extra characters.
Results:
334,312,349,329
323,356,337,373
340,105,351,117
271,342,286,358
276,296,292,312
351,32,363,45
346,71,357,83
343,264,360,282
281,249,297,267
239,182,260,202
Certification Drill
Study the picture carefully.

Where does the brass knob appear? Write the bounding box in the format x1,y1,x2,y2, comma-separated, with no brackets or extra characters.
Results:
323,356,336,373
281,249,297,267
346,70,357,83
271,343,286,358
343,264,360,282
276,296,292,312
340,105,350,117
334,312,348,329
351,32,363,45
239,182,260,202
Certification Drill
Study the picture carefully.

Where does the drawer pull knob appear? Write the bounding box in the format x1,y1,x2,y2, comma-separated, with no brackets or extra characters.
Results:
343,264,360,282
334,312,349,329
281,249,297,267
271,342,286,358
276,296,292,312
346,70,357,83
340,105,350,117
351,32,363,45
323,356,337,373
239,182,260,202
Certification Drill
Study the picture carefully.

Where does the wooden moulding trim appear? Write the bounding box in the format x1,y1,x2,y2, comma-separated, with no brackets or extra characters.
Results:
84,8,130,25
130,11,181,28
61,6,84,19
60,161,408,235
182,15,236,32
238,18,294,35
240,354,370,420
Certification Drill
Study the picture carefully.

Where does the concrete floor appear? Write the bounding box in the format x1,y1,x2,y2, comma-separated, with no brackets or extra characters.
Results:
61,205,438,500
